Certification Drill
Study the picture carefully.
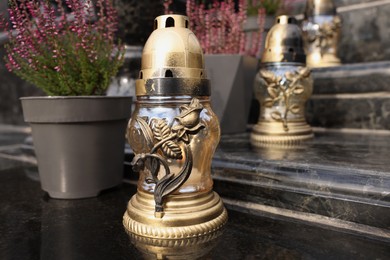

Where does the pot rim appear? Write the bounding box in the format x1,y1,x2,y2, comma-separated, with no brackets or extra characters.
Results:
20,96,133,123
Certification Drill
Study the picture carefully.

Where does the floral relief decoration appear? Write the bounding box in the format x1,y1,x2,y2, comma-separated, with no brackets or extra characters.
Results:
131,98,205,217
308,17,341,56
260,67,311,131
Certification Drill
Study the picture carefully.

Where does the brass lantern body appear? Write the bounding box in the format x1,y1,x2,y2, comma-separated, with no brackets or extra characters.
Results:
123,15,227,239
302,0,341,67
251,16,313,145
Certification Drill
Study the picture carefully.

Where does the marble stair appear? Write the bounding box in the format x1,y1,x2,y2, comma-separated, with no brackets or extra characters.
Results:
211,132,390,241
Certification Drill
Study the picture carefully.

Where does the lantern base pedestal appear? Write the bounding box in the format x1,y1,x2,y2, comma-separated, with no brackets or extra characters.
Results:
128,229,223,259
123,190,227,239
251,120,313,145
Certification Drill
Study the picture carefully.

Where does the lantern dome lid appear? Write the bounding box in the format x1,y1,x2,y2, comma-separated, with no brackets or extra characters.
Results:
261,16,306,64
136,15,210,96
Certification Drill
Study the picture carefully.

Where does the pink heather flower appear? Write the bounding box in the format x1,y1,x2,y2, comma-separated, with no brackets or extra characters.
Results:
1,0,123,96
183,0,265,56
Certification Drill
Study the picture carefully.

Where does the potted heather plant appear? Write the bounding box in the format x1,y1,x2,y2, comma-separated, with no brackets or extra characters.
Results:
1,0,132,199
185,0,264,134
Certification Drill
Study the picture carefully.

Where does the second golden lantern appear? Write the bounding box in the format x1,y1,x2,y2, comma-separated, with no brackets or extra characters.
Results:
302,0,342,67
251,16,314,145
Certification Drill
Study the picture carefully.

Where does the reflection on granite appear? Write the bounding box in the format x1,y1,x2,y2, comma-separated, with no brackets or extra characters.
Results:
212,132,390,230
0,167,389,259
0,157,28,171
0,126,36,170
0,167,139,260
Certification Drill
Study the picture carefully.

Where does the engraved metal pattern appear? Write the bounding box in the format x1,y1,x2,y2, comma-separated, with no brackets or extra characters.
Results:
123,205,228,239
128,229,223,248
123,190,228,239
251,63,313,145
251,130,314,144
302,0,341,67
131,98,205,216
127,228,223,259
304,17,341,58
260,67,311,131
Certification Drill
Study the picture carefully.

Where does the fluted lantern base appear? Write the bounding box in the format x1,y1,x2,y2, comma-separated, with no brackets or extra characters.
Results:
251,120,313,145
307,52,341,68
123,190,227,239
128,229,223,259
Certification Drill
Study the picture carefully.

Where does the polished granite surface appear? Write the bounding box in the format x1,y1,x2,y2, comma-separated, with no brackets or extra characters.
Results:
1,126,389,259
212,131,390,231
216,131,390,174
1,166,389,260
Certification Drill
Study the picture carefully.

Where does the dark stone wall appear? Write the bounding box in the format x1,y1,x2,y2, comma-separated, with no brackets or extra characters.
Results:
283,0,390,63
306,62,390,130
337,1,390,63
0,45,43,125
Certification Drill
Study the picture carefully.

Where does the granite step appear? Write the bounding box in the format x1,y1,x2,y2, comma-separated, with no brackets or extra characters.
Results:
3,124,389,240
336,0,390,63
306,61,390,131
210,131,390,238
311,61,390,94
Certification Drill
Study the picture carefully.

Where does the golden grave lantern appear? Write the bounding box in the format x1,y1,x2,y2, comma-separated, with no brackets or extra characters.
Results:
251,16,314,145
302,0,341,67
123,15,227,239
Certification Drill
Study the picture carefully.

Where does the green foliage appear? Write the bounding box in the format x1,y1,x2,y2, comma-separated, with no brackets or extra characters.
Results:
3,0,124,96
8,32,124,96
248,0,282,15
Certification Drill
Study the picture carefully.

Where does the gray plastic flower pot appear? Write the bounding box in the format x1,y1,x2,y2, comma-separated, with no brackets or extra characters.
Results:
205,54,258,134
21,96,132,199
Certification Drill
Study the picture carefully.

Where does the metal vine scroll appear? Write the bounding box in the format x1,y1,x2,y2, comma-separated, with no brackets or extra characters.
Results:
260,67,311,131
308,17,341,57
131,98,205,217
